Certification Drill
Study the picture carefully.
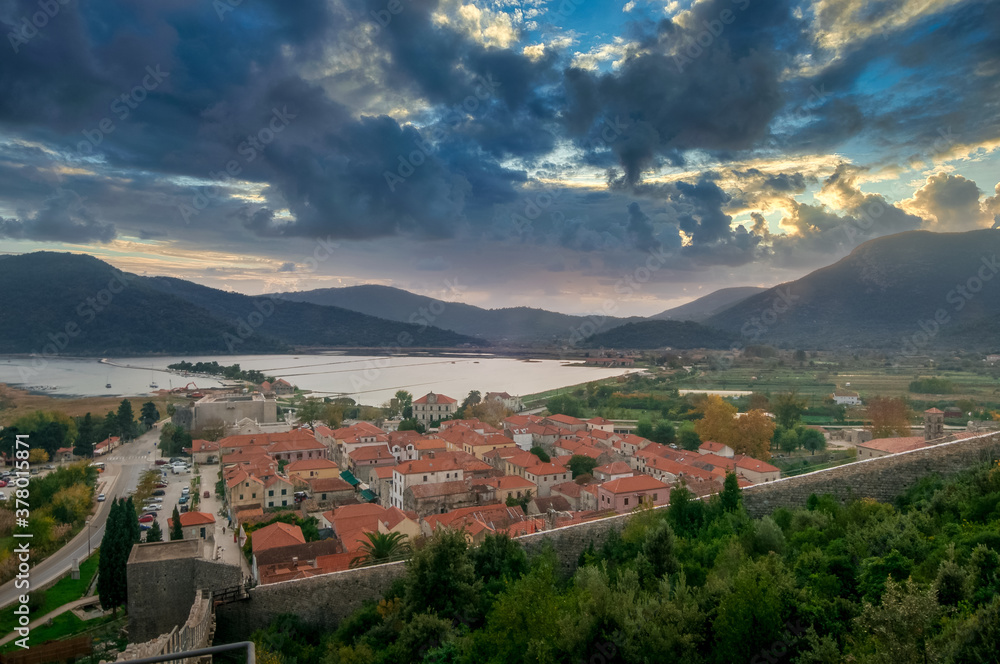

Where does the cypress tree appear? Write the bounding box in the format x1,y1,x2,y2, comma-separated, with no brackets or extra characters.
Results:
124,496,141,545
146,519,163,542
97,499,128,613
171,505,184,541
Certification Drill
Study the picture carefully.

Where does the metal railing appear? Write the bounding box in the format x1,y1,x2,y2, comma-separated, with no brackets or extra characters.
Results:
115,640,255,663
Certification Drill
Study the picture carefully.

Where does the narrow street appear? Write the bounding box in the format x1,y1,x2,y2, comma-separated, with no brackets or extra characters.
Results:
0,426,160,610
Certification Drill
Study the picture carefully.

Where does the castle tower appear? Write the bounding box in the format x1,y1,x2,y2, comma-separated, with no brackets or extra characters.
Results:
924,408,944,441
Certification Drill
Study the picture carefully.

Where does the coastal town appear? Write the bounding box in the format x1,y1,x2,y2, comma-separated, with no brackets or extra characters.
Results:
114,380,969,588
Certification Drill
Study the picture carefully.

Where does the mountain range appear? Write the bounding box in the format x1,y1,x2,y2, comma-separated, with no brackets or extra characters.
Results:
274,284,647,344
5,228,1000,355
0,253,482,355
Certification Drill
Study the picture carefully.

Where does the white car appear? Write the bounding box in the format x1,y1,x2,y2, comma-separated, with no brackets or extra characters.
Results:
145,504,162,511
181,487,190,495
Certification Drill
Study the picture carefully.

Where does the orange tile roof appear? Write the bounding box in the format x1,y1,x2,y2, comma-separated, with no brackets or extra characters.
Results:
601,475,669,494
349,445,395,462
484,475,536,490
858,436,928,454
413,392,457,404
394,457,463,475
252,522,306,553
308,477,354,492
168,511,216,528
699,441,728,453
524,462,569,477
287,458,339,471
595,461,633,476
734,456,781,473
545,414,585,426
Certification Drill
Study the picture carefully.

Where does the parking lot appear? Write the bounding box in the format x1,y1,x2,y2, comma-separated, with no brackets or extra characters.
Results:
139,463,195,536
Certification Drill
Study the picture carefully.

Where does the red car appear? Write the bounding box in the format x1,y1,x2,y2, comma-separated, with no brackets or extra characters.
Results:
154,460,167,465
138,514,155,523
0,480,7,488
155,483,167,488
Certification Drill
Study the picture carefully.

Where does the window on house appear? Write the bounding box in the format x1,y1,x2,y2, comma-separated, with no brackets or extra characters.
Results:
624,498,629,506
268,490,274,497
653,493,658,500
282,500,287,506
423,475,428,481
239,494,244,500
281,489,287,495
252,493,257,498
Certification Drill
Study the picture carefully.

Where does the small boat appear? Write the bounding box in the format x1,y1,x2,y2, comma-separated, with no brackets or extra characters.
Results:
105,383,112,389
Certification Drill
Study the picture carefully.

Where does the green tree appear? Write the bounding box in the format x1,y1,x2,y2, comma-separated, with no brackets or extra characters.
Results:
146,518,163,543
295,398,324,428
546,394,584,418
714,556,797,663
116,399,135,441
97,499,129,614
641,521,679,579
170,505,184,541
529,446,550,463
720,471,742,513
636,419,654,439
140,401,160,429
350,532,412,568
772,392,807,430
471,533,528,589
100,410,119,440
776,426,800,454
395,390,414,419
461,390,482,410
124,496,141,545
651,420,676,445
568,454,598,478
74,413,97,458
398,419,425,434
403,529,481,621
799,427,827,455
849,577,940,664
677,423,701,451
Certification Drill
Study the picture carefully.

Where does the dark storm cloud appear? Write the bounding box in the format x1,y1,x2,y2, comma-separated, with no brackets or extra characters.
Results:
626,202,659,251
783,1,1000,160
0,189,115,243
563,0,804,185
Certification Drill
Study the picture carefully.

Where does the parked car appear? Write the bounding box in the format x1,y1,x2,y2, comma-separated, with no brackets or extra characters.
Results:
138,514,155,523
0,492,6,501
154,459,167,465
97,493,106,502
178,495,189,504
179,505,190,513
43,464,55,470
152,489,165,496
203,491,210,499
144,497,163,503
181,487,190,495
155,483,167,488
0,480,7,488
140,523,152,531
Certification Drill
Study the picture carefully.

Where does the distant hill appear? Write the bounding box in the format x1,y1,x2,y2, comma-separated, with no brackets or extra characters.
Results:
0,253,484,355
582,320,736,349
275,284,642,343
704,229,1000,350
651,286,768,322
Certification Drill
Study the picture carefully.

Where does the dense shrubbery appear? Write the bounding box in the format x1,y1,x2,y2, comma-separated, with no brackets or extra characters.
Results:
0,463,98,584
909,377,956,394
251,461,1000,663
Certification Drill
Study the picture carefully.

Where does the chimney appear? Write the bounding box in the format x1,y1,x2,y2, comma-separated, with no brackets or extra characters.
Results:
292,556,298,565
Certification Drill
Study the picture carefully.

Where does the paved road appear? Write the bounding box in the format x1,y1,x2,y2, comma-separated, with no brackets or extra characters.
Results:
0,427,161,610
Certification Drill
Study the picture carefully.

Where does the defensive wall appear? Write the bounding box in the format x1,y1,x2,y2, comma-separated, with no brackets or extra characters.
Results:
213,432,1000,641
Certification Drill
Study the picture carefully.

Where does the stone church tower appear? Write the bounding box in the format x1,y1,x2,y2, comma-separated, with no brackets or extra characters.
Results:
924,408,945,441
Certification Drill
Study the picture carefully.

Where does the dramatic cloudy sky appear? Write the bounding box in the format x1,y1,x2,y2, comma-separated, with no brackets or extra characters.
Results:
1,0,998,315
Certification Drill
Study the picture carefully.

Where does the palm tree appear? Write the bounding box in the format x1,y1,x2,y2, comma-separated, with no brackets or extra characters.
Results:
349,531,411,568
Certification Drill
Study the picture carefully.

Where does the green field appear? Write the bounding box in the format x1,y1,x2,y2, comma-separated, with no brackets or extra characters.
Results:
0,550,100,639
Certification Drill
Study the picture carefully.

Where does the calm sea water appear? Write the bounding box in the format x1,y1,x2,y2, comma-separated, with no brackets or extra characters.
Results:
0,354,634,405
